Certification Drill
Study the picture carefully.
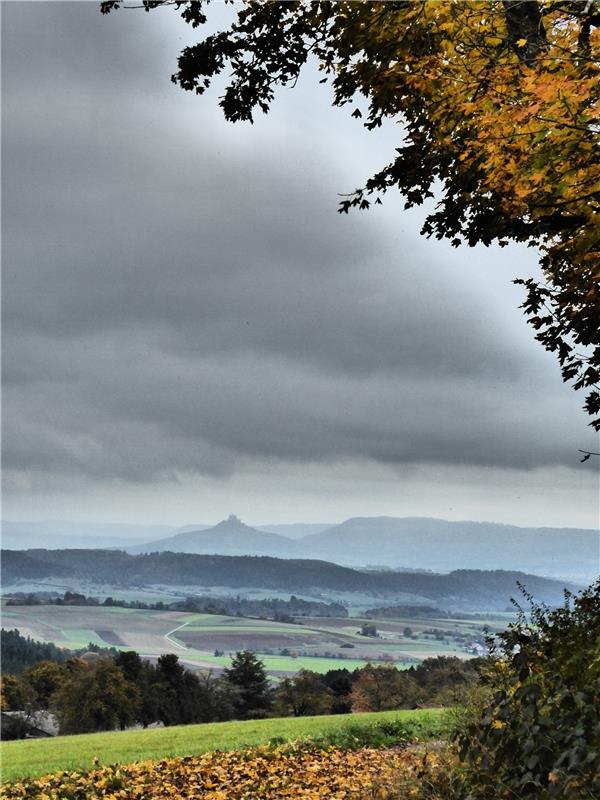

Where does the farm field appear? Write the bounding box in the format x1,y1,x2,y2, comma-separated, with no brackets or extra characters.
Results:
0,579,186,605
1,601,495,675
0,708,449,782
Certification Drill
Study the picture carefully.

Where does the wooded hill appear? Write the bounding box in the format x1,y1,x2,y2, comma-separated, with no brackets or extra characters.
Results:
2,549,579,611
5,516,597,584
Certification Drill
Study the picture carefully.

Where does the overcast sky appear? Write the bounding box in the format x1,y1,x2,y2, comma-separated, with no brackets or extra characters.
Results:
2,1,598,529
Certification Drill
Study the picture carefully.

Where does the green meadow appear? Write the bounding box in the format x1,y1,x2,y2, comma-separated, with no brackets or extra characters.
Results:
0,708,449,782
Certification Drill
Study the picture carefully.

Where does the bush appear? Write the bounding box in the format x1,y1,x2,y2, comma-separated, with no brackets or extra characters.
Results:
309,715,449,751
456,579,600,799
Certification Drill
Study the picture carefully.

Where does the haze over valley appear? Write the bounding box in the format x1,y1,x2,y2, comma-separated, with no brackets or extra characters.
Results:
3,514,598,585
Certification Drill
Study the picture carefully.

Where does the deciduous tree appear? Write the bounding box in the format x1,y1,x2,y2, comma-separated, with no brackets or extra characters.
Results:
51,658,141,734
351,663,416,712
0,674,35,712
101,0,600,434
22,661,65,709
274,669,333,717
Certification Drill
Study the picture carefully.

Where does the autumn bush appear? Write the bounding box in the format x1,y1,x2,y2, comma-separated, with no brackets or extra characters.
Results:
0,742,431,800
390,581,600,800
450,580,600,799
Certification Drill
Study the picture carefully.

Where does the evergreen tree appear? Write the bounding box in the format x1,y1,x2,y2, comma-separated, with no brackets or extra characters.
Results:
115,650,162,727
320,668,353,714
223,651,272,719
154,654,189,726
1,628,71,674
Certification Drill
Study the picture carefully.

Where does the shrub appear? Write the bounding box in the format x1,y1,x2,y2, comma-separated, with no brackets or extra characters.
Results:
309,715,449,751
457,579,600,799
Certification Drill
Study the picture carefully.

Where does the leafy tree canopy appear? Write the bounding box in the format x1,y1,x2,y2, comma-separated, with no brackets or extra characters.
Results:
351,662,417,712
50,658,141,734
101,0,600,432
275,669,333,717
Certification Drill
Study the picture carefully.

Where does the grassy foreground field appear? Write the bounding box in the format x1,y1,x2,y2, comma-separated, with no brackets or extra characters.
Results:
0,708,449,782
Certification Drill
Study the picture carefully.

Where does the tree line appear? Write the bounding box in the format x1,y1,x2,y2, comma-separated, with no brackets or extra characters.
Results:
0,628,118,676
1,631,483,739
5,591,347,620
3,550,576,610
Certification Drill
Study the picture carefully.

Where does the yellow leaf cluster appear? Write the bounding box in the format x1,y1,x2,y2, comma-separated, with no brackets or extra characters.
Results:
322,0,599,270
0,743,433,800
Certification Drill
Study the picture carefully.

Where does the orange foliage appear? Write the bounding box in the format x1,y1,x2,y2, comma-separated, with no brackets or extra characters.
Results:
0,743,441,800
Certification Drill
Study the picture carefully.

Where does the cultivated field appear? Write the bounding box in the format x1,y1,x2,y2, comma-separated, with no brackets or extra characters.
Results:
1,601,495,675
0,708,449,782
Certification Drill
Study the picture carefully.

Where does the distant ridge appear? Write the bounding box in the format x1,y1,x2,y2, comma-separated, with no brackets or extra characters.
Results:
256,523,333,540
3,515,597,584
304,516,599,584
127,515,598,584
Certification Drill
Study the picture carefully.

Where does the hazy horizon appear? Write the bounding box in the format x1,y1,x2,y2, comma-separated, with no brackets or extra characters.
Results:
2,512,597,533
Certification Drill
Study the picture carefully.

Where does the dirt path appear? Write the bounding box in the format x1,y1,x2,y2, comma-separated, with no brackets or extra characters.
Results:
164,621,189,650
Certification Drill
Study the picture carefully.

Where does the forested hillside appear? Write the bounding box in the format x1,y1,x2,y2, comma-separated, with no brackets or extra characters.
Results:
2,549,578,610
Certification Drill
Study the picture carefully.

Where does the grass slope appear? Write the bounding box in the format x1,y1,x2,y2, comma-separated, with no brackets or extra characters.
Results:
0,708,448,783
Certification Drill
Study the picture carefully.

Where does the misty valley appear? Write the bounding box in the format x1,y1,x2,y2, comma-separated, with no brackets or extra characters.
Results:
3,514,597,678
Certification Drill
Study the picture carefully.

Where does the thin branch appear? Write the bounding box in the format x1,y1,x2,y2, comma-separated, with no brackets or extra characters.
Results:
578,449,600,462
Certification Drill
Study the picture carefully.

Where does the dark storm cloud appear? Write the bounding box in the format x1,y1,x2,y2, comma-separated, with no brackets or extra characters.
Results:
2,2,596,492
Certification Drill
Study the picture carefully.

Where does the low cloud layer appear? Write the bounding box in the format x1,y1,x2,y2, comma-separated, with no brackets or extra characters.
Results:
2,3,597,526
